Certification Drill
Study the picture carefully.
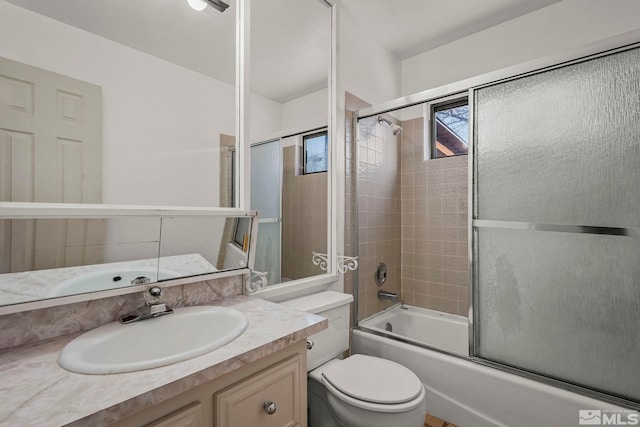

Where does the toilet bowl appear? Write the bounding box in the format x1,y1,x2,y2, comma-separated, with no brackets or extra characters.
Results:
281,291,427,427
311,355,427,427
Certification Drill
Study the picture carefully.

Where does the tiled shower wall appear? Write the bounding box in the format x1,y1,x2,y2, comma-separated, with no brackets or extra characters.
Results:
400,117,468,316
346,95,469,320
281,145,327,281
353,116,402,320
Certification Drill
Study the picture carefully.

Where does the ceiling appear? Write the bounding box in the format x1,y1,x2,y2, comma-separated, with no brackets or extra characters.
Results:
340,0,561,59
5,0,560,102
5,0,238,87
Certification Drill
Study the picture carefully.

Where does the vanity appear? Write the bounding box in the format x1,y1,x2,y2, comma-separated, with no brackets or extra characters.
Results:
0,296,326,426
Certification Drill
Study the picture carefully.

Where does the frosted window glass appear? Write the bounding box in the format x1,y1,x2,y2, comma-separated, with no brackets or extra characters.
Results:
475,47,640,227
476,228,640,401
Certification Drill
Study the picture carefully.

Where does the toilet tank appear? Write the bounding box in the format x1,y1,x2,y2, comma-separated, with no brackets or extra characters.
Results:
280,291,353,370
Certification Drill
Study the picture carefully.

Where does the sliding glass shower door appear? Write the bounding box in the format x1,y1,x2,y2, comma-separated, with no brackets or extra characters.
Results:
473,45,640,403
251,140,282,285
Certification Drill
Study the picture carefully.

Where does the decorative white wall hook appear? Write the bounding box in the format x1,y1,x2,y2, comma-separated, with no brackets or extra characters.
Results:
245,270,268,294
312,252,329,271
337,255,358,274
312,252,358,274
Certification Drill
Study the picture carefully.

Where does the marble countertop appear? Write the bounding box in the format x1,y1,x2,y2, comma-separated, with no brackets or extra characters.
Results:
0,296,327,427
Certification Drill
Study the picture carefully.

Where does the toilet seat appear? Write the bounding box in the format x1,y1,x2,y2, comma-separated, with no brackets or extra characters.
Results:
321,354,425,413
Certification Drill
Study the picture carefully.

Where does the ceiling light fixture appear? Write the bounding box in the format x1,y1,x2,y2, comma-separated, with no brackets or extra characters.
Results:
187,0,207,11
187,0,229,12
205,0,229,12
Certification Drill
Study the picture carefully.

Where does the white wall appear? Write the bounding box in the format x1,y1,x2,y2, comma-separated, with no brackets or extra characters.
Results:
251,95,283,142
401,0,640,95
281,88,328,133
338,3,402,106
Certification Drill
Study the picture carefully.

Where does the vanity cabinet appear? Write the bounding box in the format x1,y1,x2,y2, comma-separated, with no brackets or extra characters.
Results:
110,341,307,427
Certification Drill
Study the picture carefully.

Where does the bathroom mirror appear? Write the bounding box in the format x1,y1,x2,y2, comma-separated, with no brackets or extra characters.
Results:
0,214,254,306
249,0,332,287
0,0,241,208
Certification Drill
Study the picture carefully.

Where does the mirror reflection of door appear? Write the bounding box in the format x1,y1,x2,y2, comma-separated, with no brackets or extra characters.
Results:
0,57,104,273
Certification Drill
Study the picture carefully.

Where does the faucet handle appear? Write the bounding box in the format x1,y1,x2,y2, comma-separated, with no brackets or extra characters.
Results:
144,286,163,305
148,286,162,297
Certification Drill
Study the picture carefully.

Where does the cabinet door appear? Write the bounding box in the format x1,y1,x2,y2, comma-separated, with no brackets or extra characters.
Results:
144,402,202,427
214,355,304,427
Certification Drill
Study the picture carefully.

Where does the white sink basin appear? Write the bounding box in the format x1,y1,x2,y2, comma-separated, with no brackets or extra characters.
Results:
58,306,248,374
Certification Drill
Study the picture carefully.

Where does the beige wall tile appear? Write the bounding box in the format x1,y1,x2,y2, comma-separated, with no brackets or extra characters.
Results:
399,117,469,317
346,107,470,321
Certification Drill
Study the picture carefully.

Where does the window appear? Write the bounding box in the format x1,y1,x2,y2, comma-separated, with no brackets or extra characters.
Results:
431,99,469,159
233,217,250,250
303,131,328,174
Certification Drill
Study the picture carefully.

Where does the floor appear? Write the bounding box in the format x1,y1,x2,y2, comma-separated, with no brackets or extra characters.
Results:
425,413,458,427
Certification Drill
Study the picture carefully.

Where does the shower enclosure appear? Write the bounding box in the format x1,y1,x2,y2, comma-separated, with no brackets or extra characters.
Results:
348,93,469,329
349,38,640,408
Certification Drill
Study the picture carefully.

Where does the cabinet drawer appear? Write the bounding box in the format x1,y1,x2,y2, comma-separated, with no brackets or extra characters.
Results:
214,354,304,427
144,402,202,427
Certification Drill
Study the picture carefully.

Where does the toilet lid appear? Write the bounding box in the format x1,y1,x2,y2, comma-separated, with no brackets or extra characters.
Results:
321,354,423,404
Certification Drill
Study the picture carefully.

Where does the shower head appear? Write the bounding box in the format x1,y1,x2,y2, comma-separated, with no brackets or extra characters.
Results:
377,116,403,135
378,116,392,126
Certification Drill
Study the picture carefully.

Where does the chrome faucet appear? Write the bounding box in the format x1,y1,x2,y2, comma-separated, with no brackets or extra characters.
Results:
377,290,398,303
119,286,174,324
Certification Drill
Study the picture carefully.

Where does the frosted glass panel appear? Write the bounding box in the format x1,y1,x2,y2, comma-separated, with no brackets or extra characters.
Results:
251,141,281,219
474,45,640,403
253,222,281,285
251,141,281,285
475,47,640,227
476,227,640,401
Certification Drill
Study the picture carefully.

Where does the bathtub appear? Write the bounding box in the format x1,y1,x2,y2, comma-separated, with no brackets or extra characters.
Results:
353,304,628,427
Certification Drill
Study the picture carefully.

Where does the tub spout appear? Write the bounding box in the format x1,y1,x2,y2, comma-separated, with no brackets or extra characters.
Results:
377,290,398,302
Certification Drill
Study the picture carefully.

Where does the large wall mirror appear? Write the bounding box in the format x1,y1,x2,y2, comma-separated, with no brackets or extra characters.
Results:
0,0,254,310
0,0,243,207
248,0,333,289
0,0,336,308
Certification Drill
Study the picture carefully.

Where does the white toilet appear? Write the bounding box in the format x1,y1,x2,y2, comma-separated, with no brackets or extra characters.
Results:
281,291,427,427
